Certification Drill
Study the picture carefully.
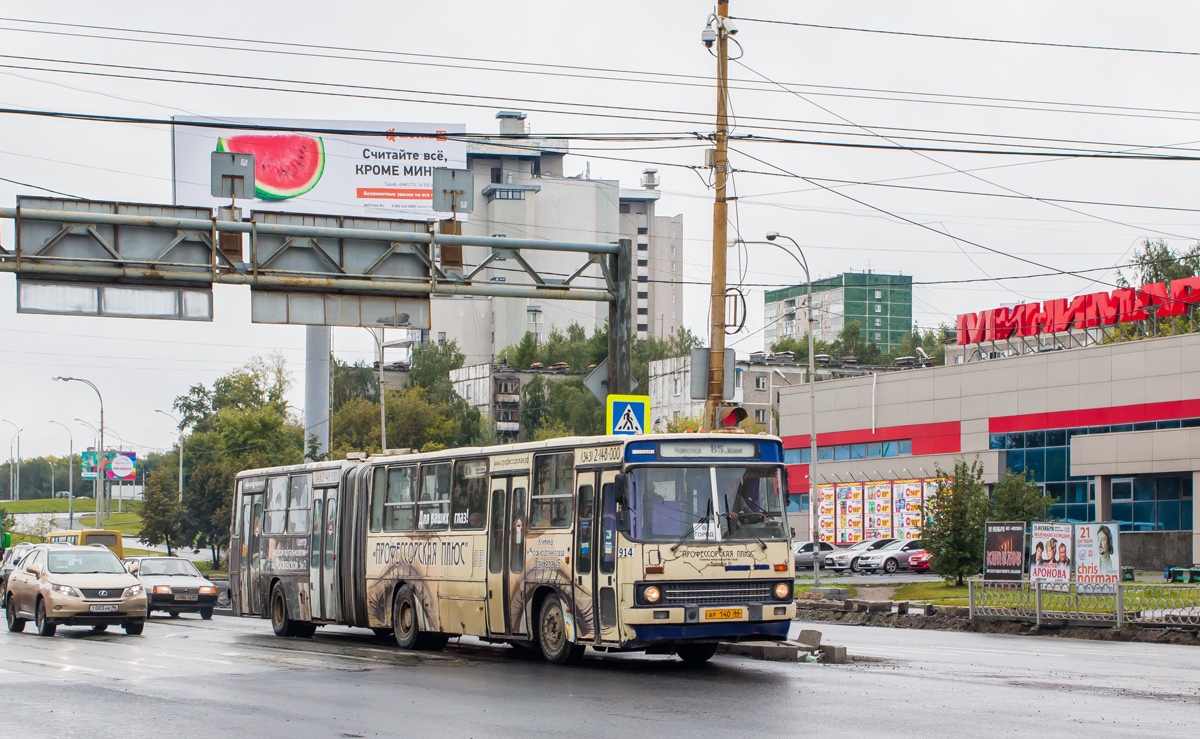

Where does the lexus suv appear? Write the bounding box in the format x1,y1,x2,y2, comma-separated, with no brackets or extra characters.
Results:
5,544,147,636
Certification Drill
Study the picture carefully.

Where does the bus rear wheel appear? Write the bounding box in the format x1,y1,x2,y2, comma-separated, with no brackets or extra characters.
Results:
270,585,296,637
676,642,718,665
393,586,421,650
538,594,584,665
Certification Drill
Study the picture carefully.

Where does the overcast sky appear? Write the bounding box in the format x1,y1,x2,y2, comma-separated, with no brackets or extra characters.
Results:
3,1,1200,457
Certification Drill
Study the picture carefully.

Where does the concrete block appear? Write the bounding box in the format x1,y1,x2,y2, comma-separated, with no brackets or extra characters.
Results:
794,629,822,648
895,601,909,615
811,587,851,600
819,644,848,664
718,641,800,662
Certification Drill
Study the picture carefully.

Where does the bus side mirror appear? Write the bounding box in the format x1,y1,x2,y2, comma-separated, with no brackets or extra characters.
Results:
613,473,628,507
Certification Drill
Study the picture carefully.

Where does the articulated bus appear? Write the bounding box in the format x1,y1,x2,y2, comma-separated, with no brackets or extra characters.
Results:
229,433,795,664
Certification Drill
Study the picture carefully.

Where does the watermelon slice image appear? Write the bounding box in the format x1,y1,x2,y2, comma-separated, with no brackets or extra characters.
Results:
216,133,325,200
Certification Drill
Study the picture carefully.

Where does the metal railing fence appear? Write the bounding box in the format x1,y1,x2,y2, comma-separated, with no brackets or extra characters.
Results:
968,579,1200,628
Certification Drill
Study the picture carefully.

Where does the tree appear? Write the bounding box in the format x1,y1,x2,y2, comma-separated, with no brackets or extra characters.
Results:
923,458,989,586
139,467,188,556
332,359,379,412
186,458,235,568
665,415,702,433
1117,238,1200,288
989,470,1053,525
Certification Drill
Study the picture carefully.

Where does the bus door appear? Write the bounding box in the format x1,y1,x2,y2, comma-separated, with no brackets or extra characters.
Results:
485,475,529,636
596,470,620,643
309,486,340,622
243,493,264,616
572,472,597,642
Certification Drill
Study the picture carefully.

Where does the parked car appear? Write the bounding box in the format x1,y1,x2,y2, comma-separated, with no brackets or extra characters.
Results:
858,539,928,574
907,549,932,572
5,543,146,636
792,541,840,569
824,538,897,572
0,543,34,607
124,556,218,620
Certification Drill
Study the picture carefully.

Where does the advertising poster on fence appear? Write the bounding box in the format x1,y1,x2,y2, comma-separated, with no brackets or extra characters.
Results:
1075,523,1120,593
865,482,893,538
893,480,923,538
817,484,836,543
1030,522,1074,588
835,483,864,543
983,521,1027,581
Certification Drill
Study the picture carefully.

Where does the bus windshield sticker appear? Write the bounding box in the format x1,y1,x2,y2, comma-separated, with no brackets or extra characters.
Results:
659,441,759,460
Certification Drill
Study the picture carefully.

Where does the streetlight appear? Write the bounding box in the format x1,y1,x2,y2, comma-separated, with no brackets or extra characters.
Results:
56,376,104,527
75,418,100,528
1,419,19,501
365,327,388,453
765,231,822,586
56,379,105,523
156,409,185,503
48,421,75,528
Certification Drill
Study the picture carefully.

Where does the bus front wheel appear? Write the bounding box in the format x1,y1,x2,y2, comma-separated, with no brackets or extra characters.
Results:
538,594,584,665
676,642,718,665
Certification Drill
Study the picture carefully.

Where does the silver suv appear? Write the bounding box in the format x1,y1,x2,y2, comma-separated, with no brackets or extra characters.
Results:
5,544,147,636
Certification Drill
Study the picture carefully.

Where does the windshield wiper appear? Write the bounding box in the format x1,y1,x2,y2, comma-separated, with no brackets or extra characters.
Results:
671,499,714,552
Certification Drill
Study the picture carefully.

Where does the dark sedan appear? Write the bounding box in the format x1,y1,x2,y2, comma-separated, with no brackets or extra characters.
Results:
0,543,34,607
124,556,218,619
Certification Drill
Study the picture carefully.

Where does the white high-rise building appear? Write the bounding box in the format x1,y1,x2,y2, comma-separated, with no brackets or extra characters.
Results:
433,111,683,365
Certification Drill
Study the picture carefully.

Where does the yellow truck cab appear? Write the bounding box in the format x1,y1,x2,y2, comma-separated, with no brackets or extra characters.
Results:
45,530,124,559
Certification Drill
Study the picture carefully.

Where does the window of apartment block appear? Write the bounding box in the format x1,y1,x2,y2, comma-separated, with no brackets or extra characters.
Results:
637,227,648,235
673,377,681,395
671,310,676,319
670,295,675,304
874,332,882,340
754,409,767,424
670,246,676,255
527,309,542,324
754,376,766,390
637,323,648,332
874,304,882,313
874,318,882,327
874,290,882,299
490,167,502,184
670,263,675,272
638,259,648,267
619,203,631,213
637,307,648,315
638,291,648,300
438,331,446,341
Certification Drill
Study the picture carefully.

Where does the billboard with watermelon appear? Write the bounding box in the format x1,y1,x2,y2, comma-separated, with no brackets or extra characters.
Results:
172,117,467,220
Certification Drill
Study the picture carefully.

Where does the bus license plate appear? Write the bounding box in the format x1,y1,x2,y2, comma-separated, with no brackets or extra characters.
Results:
175,595,198,601
705,608,743,620
90,604,118,613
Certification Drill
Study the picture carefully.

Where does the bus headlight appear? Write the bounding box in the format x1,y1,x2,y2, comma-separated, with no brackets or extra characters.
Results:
638,585,662,605
774,582,792,600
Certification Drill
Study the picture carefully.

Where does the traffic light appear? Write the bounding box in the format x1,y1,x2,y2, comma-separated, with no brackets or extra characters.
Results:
715,405,748,429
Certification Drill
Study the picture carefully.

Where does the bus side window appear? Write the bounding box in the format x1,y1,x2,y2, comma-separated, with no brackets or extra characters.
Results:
264,477,288,534
531,452,574,528
576,484,594,574
418,463,451,531
451,459,488,530
369,467,386,533
385,467,416,532
287,475,312,534
488,488,505,573
599,482,616,575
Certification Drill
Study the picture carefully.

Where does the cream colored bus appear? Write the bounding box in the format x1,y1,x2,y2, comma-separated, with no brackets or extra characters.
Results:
228,433,795,664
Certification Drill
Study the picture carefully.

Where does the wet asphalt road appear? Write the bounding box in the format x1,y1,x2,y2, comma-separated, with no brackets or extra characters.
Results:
0,614,1196,738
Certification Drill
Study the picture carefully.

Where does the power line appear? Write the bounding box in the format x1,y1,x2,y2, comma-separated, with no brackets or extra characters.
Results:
733,15,1200,57
9,17,1200,130
6,52,1200,158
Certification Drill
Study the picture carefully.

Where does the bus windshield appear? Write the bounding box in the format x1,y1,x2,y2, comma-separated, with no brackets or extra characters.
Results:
627,466,787,543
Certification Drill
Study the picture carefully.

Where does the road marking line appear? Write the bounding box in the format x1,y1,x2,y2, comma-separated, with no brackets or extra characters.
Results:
21,660,101,673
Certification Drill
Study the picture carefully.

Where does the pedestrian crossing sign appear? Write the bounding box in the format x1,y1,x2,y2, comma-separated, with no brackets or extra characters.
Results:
607,394,650,436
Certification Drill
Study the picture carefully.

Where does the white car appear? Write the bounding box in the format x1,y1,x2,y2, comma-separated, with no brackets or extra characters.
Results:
857,539,927,574
823,538,897,572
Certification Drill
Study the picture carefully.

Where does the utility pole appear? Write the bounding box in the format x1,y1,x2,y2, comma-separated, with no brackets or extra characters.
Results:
705,0,732,429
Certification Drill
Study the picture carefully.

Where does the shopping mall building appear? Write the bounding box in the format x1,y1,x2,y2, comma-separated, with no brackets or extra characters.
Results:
778,322,1200,569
